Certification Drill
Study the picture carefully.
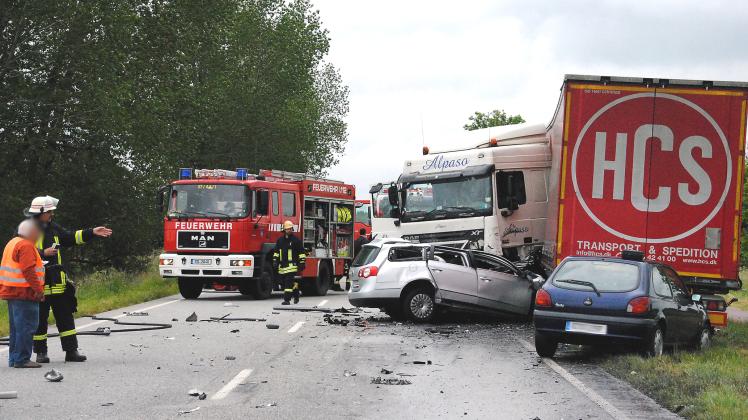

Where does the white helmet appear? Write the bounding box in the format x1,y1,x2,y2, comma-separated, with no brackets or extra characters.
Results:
27,195,59,214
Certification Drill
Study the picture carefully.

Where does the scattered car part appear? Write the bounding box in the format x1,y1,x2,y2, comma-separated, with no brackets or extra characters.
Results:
266,324,280,329
380,368,393,374
343,370,356,377
185,312,198,322
178,407,200,415
124,311,149,316
225,356,236,360
370,377,411,385
0,391,18,399
208,317,266,322
272,306,333,313
44,369,64,382
255,402,278,408
188,389,207,400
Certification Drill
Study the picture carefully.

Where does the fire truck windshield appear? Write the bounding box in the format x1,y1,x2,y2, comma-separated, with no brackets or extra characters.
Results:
401,175,493,222
168,184,250,219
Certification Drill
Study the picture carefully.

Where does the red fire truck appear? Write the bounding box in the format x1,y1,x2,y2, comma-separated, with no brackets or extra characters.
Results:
158,168,356,299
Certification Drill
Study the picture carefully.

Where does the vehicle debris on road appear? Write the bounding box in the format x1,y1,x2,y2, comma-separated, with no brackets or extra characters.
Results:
370,377,411,385
272,305,333,313
412,360,432,365
225,356,236,360
44,369,63,382
255,402,278,408
178,407,200,415
0,391,18,399
188,389,207,400
124,311,149,316
344,370,356,377
266,324,280,329
380,368,393,374
185,312,198,322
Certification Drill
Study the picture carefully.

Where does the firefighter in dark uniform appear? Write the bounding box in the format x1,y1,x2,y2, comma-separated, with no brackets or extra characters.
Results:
272,220,306,305
25,196,113,363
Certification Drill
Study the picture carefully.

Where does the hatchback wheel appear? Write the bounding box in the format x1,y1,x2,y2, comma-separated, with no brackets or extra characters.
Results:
534,332,558,358
643,325,664,357
403,288,435,322
694,323,712,351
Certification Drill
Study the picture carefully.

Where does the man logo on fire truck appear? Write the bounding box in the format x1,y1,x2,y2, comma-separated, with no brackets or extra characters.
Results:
571,92,732,243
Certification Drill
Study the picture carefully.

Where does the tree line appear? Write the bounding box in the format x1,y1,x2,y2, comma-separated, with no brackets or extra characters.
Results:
0,0,349,271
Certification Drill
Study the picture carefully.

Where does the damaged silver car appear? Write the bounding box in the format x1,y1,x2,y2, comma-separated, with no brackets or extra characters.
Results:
348,238,544,322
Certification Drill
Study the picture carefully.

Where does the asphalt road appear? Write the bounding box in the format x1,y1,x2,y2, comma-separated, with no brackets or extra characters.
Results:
1,291,679,420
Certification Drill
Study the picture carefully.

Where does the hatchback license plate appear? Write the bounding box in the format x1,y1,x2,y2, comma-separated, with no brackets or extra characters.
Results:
191,258,212,266
565,321,607,335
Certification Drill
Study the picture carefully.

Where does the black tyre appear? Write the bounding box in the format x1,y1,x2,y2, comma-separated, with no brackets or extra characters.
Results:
178,277,203,299
303,263,331,296
402,287,435,322
534,331,558,358
642,325,665,357
693,322,712,351
251,263,274,300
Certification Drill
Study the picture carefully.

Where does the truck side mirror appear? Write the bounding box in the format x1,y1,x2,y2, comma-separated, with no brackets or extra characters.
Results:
369,183,383,194
156,185,169,213
387,187,399,207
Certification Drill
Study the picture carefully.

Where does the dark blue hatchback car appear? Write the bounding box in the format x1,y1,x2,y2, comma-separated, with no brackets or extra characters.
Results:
533,252,710,358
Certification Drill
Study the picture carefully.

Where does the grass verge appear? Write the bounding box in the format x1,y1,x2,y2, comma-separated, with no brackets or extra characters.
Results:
602,322,748,419
0,264,177,337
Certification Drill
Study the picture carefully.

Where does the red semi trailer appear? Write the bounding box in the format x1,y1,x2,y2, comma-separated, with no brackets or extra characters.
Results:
158,168,356,299
544,75,748,326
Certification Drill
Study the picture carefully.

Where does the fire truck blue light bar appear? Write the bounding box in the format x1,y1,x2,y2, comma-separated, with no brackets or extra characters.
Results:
179,168,192,179
236,168,248,180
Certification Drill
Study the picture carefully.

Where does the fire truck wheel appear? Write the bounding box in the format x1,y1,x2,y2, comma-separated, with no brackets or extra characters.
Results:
303,263,331,296
251,265,274,300
178,278,203,300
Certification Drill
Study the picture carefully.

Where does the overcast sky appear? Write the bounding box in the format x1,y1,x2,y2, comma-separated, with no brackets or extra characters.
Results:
313,0,748,197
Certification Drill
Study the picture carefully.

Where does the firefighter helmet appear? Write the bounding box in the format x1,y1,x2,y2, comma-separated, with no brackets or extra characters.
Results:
283,220,294,231
26,195,59,214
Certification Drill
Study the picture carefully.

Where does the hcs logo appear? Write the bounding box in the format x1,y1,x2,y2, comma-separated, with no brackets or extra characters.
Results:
571,93,732,244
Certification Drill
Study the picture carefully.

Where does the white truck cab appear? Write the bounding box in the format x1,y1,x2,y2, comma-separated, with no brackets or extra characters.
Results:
371,123,551,260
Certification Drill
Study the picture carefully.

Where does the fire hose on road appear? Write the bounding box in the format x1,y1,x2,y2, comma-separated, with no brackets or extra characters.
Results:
0,315,172,346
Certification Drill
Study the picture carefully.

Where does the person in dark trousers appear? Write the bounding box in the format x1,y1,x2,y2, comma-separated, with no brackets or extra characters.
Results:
25,196,113,363
1,220,46,368
354,228,370,257
272,220,306,305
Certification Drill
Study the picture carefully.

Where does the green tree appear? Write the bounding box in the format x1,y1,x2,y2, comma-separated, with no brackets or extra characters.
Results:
0,0,348,271
463,109,525,131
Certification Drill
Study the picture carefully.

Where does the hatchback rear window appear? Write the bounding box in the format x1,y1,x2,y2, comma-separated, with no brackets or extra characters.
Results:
353,245,380,266
552,260,640,292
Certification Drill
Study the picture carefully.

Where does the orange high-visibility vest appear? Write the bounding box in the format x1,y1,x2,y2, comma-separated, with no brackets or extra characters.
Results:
0,237,45,288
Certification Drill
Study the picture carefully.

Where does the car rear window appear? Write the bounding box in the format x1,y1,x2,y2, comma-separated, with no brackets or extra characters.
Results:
353,245,380,266
552,260,640,292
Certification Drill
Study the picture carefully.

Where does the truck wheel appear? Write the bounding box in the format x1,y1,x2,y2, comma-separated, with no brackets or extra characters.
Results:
642,325,665,357
251,264,274,300
311,263,332,296
402,287,435,322
178,277,203,300
534,332,558,358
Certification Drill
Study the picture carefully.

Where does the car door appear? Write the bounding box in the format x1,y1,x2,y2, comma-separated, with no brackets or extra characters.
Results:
663,267,701,342
428,248,478,306
472,253,533,315
650,266,679,344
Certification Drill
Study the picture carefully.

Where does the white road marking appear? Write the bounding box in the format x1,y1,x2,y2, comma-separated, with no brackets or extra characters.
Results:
287,321,305,333
212,368,253,400
317,299,328,307
517,338,629,420
1,298,180,354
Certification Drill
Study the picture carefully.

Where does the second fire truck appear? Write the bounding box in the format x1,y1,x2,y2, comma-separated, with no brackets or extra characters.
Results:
158,168,356,299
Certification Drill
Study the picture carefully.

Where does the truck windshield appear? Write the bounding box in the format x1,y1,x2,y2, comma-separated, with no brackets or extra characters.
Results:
552,260,641,292
169,184,250,219
355,203,371,225
372,190,393,218
401,175,493,222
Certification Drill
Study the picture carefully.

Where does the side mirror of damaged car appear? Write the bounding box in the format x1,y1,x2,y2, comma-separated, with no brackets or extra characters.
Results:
525,271,545,290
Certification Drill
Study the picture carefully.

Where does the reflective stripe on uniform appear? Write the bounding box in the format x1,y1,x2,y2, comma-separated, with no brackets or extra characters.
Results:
283,288,294,292
0,266,22,273
1,237,44,288
0,276,28,283
59,329,76,338
75,230,85,245
278,265,298,274
33,334,48,341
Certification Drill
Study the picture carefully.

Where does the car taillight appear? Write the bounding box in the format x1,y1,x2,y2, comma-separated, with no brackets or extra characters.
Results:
535,289,552,308
626,296,650,314
357,266,379,278
705,300,725,311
